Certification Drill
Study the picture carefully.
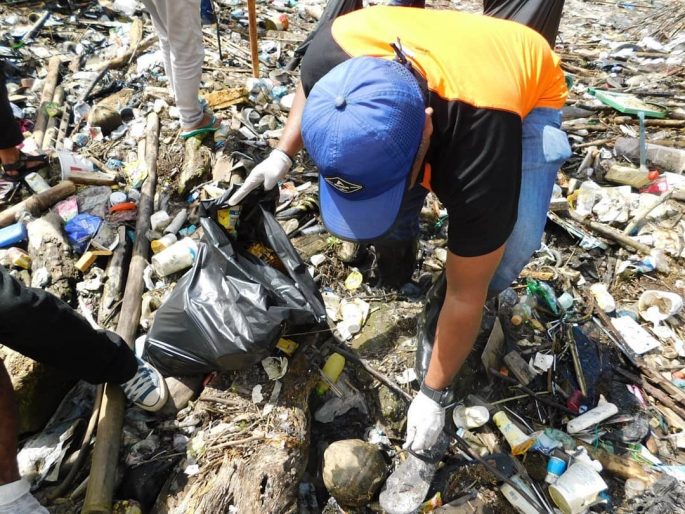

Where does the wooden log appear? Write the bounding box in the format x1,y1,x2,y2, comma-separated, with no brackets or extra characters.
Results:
0,181,76,228
247,0,260,77
82,113,159,514
42,85,64,151
152,354,316,514
27,211,78,303
64,170,118,186
98,225,131,326
33,56,61,149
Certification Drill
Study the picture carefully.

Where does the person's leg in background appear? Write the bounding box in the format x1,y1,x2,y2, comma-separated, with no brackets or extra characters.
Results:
0,63,48,178
482,0,565,47
200,0,216,25
139,0,175,96
140,0,215,133
488,107,571,294
374,184,428,289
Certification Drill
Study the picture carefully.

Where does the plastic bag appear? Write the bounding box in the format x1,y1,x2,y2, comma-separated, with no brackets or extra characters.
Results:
64,213,102,254
144,200,326,376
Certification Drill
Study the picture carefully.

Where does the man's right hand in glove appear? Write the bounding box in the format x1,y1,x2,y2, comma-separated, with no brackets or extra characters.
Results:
228,149,292,206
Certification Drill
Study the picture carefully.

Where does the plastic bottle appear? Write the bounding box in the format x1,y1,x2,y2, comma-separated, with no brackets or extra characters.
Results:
511,295,536,326
566,399,618,434
614,137,685,174
151,233,178,254
526,279,559,315
24,172,50,193
493,411,535,455
379,432,450,514
151,237,198,277
316,353,345,395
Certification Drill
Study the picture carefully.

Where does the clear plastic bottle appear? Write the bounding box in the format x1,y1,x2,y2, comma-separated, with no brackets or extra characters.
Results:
511,295,536,326
379,432,450,514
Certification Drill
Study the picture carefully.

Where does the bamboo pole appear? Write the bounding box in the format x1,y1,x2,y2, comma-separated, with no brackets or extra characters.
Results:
33,56,61,149
82,113,160,514
247,0,260,77
0,181,75,228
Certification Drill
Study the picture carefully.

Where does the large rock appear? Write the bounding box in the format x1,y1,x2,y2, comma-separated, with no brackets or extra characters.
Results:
1,347,75,435
87,104,123,136
322,439,387,507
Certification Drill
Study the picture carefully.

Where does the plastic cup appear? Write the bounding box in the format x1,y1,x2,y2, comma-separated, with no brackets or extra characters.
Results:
57,151,94,180
545,456,567,484
548,462,608,514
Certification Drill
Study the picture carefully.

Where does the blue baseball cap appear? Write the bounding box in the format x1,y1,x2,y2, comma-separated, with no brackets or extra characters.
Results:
301,56,425,242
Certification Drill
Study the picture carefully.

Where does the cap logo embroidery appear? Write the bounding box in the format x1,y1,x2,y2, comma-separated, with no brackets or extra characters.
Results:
325,176,363,194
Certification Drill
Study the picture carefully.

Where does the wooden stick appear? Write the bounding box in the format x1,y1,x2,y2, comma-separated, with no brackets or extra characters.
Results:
20,10,50,42
33,56,61,149
98,225,131,326
0,181,75,228
623,190,674,235
489,368,577,415
324,341,413,403
566,210,652,255
82,114,159,514
615,367,685,420
246,0,260,77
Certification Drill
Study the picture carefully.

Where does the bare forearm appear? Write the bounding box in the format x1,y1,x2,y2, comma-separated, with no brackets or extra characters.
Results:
424,293,485,390
275,83,306,159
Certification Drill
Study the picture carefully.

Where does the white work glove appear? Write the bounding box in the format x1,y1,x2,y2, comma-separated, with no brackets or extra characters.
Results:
228,149,292,206
403,391,445,453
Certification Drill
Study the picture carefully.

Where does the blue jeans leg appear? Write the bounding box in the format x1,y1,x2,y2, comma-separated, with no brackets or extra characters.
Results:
489,108,571,293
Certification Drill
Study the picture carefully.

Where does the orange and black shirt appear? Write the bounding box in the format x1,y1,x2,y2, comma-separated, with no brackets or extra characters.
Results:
301,6,568,256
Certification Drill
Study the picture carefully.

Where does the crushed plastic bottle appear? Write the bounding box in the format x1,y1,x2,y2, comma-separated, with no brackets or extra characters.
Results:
379,432,450,514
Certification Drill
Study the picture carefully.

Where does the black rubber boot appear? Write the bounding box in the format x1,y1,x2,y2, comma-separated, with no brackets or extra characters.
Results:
373,239,418,290
414,272,446,384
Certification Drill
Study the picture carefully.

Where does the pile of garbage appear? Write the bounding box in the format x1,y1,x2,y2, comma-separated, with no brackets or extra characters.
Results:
1,0,685,512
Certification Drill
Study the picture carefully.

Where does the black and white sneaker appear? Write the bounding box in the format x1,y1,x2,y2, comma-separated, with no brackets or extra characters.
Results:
121,356,168,412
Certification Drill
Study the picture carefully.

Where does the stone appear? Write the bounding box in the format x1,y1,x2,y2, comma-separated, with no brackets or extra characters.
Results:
1,347,75,435
88,104,123,136
322,439,387,507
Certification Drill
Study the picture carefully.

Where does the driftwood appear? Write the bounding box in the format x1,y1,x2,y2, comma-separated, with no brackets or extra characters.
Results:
27,211,78,302
97,225,131,326
153,354,316,514
0,181,75,228
33,56,61,149
83,113,159,514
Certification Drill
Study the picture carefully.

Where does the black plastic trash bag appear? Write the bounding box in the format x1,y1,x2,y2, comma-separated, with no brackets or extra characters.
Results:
144,203,326,376
483,0,565,47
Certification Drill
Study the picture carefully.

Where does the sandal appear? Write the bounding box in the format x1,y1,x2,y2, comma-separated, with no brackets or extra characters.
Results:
0,152,50,182
180,113,220,140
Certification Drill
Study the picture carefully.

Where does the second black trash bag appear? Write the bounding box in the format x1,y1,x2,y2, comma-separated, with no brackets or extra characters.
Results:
144,203,326,376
